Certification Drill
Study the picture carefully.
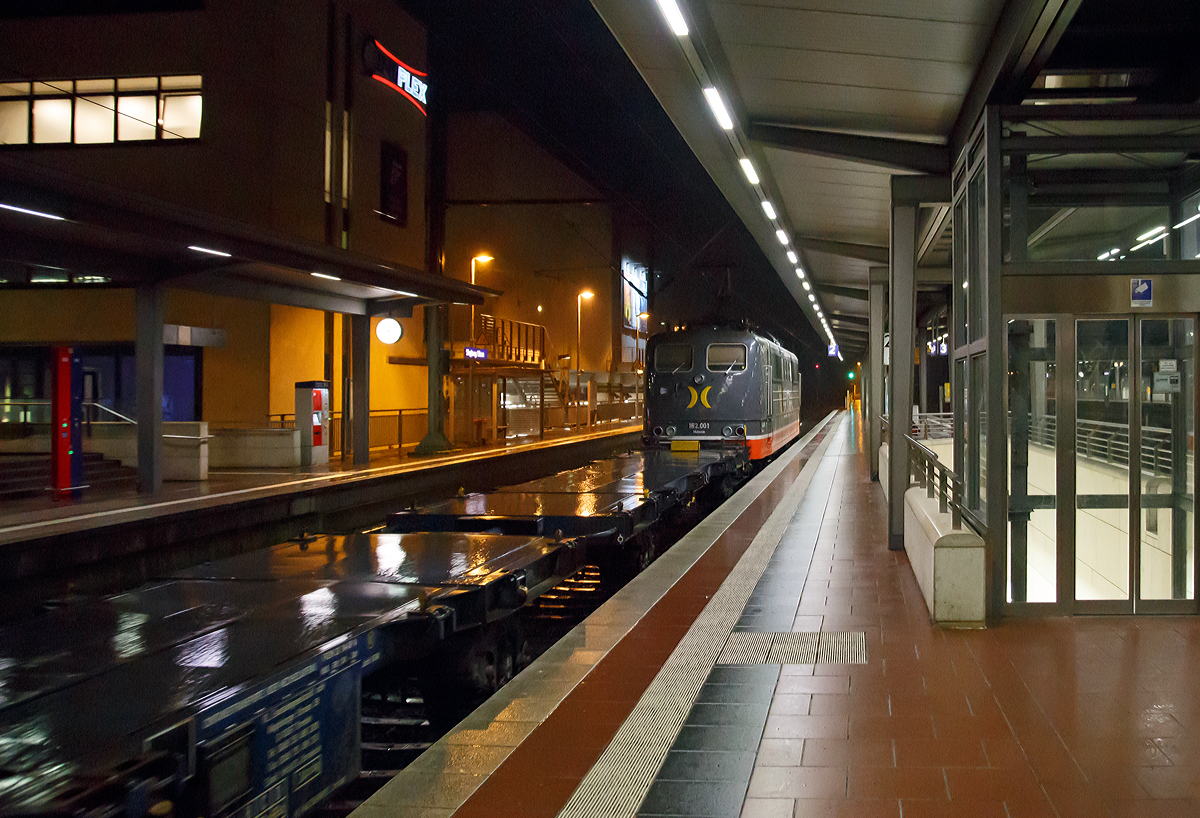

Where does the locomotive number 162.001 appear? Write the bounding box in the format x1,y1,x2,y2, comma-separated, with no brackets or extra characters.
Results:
688,421,710,431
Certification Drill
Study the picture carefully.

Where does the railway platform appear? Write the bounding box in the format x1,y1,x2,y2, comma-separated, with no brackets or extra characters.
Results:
357,408,1200,818
0,423,640,621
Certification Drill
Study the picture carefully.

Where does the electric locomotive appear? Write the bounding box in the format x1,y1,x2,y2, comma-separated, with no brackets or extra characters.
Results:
644,326,801,461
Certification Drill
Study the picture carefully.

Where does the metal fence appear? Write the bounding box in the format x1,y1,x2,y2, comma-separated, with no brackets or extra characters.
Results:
267,409,428,455
905,433,968,530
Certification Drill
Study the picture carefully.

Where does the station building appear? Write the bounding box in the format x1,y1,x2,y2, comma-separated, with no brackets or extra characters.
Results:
0,0,650,492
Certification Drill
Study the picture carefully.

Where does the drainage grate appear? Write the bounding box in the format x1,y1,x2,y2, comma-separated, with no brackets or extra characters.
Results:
815,631,867,664
715,631,865,666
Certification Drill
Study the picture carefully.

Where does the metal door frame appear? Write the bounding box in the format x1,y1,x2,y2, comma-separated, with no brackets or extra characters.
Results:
1001,309,1199,616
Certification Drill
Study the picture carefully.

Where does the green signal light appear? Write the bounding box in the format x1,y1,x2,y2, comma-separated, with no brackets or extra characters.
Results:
847,372,855,380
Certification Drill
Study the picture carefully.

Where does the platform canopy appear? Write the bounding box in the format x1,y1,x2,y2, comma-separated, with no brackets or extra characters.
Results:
0,155,498,315
589,0,1200,357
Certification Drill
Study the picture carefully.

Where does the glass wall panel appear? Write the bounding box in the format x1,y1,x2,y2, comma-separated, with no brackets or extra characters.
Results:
0,100,28,144
74,96,115,144
969,169,986,342
1008,319,1057,602
32,98,71,143
117,95,157,141
969,353,987,517
953,201,966,349
1075,318,1131,601
1139,318,1194,601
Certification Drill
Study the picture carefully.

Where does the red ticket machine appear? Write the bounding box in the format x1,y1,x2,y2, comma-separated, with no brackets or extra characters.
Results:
296,381,331,466
51,346,84,498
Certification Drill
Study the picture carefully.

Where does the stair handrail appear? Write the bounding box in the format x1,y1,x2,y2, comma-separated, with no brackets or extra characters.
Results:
85,401,137,425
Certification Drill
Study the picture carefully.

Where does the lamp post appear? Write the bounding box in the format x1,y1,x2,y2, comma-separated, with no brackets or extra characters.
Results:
469,254,492,343
576,290,593,428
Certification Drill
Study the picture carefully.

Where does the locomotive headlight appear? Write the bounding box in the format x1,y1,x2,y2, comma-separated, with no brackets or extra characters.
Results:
735,426,746,436
722,426,733,436
653,426,663,436
693,375,703,385
666,426,676,436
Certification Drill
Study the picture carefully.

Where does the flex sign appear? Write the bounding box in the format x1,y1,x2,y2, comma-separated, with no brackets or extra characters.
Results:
365,39,428,116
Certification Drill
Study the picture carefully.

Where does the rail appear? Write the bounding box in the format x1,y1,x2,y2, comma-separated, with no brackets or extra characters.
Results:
905,433,966,530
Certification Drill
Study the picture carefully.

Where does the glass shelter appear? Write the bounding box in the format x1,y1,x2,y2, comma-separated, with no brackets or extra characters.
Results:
951,106,1200,616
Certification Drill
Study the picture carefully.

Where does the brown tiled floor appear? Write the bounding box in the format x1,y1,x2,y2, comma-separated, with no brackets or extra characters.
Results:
423,408,1200,818
744,409,1200,818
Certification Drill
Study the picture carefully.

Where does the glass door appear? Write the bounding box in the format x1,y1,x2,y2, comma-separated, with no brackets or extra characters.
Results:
1067,316,1196,613
1074,318,1133,610
1137,317,1195,610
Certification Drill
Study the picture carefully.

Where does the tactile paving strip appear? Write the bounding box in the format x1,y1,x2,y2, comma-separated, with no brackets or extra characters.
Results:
714,631,865,666
816,630,868,664
558,420,843,818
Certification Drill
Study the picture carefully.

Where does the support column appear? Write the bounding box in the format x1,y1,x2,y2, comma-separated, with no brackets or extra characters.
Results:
918,325,929,414
351,313,370,466
415,33,452,456
135,283,164,494
888,190,918,550
868,266,886,480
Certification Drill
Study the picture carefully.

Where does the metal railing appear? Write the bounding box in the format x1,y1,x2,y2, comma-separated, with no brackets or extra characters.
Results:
1021,414,1176,477
472,314,547,366
906,433,966,530
267,409,428,455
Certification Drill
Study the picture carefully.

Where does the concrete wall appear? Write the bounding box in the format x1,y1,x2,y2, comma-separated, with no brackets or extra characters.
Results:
84,421,208,480
209,428,299,468
904,486,985,625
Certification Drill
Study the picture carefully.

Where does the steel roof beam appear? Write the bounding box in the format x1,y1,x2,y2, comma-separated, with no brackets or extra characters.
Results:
798,237,889,264
747,122,949,175
951,0,1085,157
816,284,869,301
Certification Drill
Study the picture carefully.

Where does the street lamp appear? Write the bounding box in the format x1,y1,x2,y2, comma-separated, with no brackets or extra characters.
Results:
577,290,594,427
470,254,492,342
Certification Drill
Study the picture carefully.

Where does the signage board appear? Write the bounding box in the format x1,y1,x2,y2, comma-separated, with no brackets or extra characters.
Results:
1160,359,1177,373
827,343,839,357
364,39,428,116
465,347,487,360
1154,371,1181,393
621,259,648,332
1131,278,1153,307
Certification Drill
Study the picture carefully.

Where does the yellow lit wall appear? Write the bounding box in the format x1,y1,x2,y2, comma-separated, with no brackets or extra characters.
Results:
446,112,615,373
0,290,135,344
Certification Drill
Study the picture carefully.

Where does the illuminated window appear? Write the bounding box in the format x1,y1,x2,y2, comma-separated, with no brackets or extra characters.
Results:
706,343,747,371
0,75,203,146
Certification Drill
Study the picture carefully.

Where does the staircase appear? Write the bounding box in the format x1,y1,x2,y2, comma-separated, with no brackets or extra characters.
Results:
0,452,138,499
503,373,568,436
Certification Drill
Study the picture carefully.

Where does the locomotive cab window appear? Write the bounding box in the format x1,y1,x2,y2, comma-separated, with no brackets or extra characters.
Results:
707,344,747,372
654,344,693,372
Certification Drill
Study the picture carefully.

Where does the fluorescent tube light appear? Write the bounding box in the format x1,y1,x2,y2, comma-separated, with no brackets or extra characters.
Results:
802,281,811,291
762,201,777,220
1137,226,1167,242
786,251,798,264
654,0,689,36
702,87,734,130
775,229,789,245
188,245,231,258
739,158,759,185
795,268,805,279
0,203,64,221
312,272,342,281
1173,213,1200,230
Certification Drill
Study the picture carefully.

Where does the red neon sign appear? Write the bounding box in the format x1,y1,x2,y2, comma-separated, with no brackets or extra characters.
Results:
370,40,428,116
